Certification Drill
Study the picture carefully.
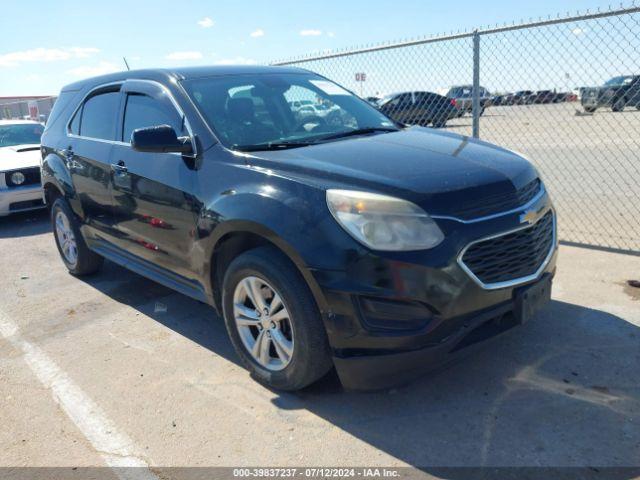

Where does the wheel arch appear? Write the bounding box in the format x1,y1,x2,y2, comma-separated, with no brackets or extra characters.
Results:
207,221,329,317
41,152,80,214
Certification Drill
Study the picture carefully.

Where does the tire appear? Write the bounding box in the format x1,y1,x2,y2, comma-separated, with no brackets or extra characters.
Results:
221,246,332,391
612,97,626,112
51,197,103,276
584,106,597,113
432,117,447,128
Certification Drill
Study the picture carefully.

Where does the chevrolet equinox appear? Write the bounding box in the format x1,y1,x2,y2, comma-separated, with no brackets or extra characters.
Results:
41,66,557,391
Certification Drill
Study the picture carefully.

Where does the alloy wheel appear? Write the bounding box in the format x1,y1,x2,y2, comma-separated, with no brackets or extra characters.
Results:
233,276,294,371
55,211,78,267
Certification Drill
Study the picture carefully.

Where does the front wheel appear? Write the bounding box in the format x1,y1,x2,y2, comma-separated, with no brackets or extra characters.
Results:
584,106,597,113
51,198,103,275
611,97,626,112
432,117,447,128
222,246,332,391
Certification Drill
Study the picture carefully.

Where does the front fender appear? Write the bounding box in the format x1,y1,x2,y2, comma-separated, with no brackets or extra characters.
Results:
194,187,350,312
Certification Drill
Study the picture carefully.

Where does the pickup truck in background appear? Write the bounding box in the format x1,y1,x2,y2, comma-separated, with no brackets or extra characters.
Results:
581,75,640,113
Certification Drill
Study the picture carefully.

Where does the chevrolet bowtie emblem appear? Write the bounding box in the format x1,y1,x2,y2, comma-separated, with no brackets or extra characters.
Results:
520,208,542,225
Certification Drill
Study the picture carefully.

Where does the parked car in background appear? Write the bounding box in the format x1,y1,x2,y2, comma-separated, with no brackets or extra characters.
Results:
446,85,492,116
531,90,555,104
365,96,380,106
581,75,640,113
378,91,459,127
288,99,314,111
40,66,556,391
0,120,46,216
511,90,534,105
491,93,512,106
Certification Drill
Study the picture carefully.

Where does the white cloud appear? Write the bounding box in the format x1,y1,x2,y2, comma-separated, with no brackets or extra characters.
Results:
165,51,204,61
571,27,586,35
213,56,258,65
0,47,100,67
68,47,100,58
300,29,322,36
327,31,335,38
67,61,120,77
197,17,214,28
250,29,265,38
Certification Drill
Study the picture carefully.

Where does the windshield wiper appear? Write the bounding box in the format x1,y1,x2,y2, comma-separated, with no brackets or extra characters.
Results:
231,141,315,152
230,127,400,152
314,127,399,142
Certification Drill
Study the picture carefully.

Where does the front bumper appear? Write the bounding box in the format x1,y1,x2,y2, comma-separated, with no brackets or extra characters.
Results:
332,273,554,390
310,191,558,390
0,184,45,216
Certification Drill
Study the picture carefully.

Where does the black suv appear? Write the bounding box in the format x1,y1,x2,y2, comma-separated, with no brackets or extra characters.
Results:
377,91,459,127
581,75,640,113
446,85,492,116
41,66,557,391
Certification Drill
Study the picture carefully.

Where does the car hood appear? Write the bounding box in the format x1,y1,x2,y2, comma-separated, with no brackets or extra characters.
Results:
242,128,538,218
0,144,41,172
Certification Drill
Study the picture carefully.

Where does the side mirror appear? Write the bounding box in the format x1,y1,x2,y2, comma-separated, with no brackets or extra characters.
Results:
131,125,193,154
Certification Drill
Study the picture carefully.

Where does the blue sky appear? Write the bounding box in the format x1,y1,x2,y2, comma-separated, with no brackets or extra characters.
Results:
0,0,631,95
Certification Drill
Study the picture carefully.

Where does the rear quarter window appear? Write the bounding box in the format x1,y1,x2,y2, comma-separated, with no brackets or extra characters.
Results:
43,90,80,134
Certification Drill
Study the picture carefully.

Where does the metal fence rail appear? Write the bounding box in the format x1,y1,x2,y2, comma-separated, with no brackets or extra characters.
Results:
273,3,640,253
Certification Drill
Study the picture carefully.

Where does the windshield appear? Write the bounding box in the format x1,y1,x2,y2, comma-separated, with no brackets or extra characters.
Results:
181,73,397,151
604,76,633,87
0,123,44,148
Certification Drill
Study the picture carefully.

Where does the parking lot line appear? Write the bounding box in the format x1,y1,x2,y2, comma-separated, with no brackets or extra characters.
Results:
0,309,159,480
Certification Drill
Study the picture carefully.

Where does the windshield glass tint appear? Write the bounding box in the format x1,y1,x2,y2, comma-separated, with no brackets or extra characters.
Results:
0,123,44,148
181,73,396,149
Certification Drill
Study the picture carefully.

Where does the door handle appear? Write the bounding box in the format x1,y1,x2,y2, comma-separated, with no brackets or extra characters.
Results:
111,161,128,173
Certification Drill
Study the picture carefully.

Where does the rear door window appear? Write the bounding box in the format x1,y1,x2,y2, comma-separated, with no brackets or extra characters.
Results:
79,91,120,140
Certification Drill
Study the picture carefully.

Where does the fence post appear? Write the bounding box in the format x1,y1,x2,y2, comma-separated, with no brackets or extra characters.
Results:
472,30,481,138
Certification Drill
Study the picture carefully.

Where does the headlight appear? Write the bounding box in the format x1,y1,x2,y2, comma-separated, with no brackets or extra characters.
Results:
10,171,26,185
326,189,444,251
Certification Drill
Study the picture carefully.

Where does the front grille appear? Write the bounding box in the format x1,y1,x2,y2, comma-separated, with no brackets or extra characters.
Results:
450,178,542,220
461,210,554,286
5,167,41,188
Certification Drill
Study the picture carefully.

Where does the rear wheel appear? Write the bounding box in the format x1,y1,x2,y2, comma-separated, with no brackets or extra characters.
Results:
51,198,103,275
222,246,332,390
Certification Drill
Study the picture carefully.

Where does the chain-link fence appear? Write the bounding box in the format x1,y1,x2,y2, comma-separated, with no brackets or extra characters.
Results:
273,3,640,253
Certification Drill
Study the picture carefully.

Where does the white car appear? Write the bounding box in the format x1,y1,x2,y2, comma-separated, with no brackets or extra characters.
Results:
0,120,45,216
